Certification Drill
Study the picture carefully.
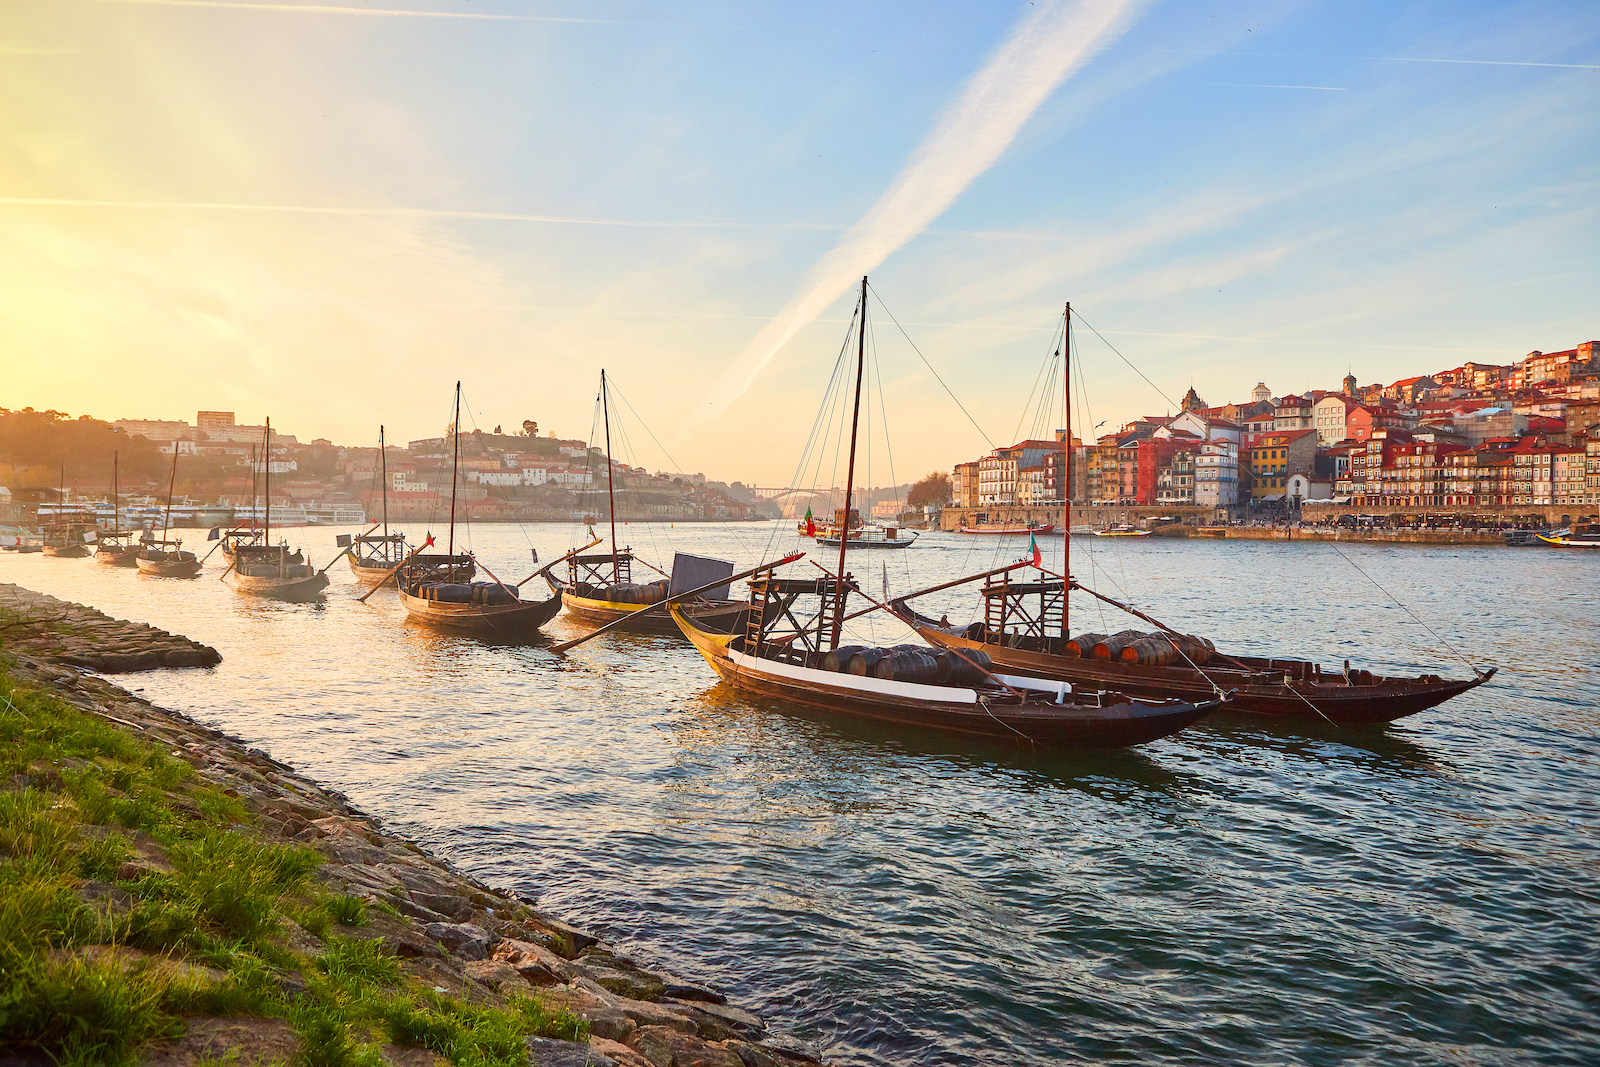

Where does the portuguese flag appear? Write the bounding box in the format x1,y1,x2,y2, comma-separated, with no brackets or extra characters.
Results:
804,507,816,537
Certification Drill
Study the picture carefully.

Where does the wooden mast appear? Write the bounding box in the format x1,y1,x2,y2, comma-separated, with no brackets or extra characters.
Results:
162,445,178,544
830,275,869,650
112,451,120,537
379,425,389,556
264,419,274,572
447,383,460,581
1063,301,1071,641
601,369,620,583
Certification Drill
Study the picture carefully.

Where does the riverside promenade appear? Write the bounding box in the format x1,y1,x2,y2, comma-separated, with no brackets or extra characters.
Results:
0,582,826,1067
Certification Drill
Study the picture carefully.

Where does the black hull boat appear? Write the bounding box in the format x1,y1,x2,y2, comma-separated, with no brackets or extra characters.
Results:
893,598,1495,726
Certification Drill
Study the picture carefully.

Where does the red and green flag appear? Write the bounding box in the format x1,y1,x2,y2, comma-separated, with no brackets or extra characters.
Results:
1028,531,1041,568
804,506,816,537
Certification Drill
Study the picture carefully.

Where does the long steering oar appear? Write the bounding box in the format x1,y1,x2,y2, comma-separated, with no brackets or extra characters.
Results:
550,552,804,654
356,536,437,603
316,522,383,576
517,537,602,588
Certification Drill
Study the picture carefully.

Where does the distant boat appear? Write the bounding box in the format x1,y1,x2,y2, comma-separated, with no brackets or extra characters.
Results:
957,521,1055,535
223,419,330,600
812,511,919,550
137,446,202,576
1092,523,1150,537
95,452,141,566
1538,522,1600,548
41,464,93,557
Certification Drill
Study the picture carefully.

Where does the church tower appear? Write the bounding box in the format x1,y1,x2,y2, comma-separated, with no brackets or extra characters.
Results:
1342,372,1358,397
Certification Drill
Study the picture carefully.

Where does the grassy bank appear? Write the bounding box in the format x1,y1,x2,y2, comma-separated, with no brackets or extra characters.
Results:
0,662,585,1066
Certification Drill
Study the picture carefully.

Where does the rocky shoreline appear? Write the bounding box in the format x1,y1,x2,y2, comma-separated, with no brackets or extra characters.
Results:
0,584,827,1067
0,583,222,671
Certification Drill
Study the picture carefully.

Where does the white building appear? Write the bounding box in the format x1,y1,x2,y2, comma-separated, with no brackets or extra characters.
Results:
1193,440,1239,507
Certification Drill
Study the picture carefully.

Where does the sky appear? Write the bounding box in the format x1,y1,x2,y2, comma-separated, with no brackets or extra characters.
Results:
1,0,1597,488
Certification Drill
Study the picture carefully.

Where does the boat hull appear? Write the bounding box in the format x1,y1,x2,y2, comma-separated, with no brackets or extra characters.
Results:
546,577,747,635
814,534,917,549
957,525,1056,535
41,545,91,558
95,546,142,566
899,611,1494,725
225,570,330,600
136,557,203,578
1536,534,1600,547
670,606,1217,747
398,588,562,636
348,554,401,586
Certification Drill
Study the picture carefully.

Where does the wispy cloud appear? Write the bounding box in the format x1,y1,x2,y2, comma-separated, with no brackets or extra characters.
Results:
83,0,617,22
686,0,1145,428
1211,83,1347,91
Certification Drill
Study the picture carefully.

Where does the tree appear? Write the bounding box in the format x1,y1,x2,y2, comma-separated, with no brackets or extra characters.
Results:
907,471,951,508
521,420,538,437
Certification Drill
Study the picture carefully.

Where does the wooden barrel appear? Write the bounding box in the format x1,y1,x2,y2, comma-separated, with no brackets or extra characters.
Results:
947,649,994,686
1066,632,1107,658
1092,630,1147,659
821,645,865,673
875,649,941,684
847,648,887,676
929,650,955,684
1120,637,1180,667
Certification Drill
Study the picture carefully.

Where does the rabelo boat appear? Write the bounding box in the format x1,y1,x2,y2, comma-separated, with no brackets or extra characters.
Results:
671,278,1222,748
393,384,560,636
544,370,746,636
223,419,329,599
94,452,142,565
136,447,202,577
892,302,1495,726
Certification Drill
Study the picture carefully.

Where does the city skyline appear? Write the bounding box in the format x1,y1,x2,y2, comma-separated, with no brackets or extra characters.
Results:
2,0,1597,484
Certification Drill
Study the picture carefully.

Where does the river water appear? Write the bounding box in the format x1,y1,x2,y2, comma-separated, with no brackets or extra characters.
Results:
3,522,1596,1065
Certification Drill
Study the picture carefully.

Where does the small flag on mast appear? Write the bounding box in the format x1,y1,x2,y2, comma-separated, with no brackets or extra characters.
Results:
804,506,816,538
1028,532,1042,568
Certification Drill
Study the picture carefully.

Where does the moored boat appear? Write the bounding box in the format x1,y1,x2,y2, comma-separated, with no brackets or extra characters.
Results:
136,540,203,578
41,465,93,556
1092,523,1150,537
893,301,1494,726
95,452,142,566
547,370,747,636
393,385,560,635
222,418,331,600
1537,521,1600,547
668,278,1220,748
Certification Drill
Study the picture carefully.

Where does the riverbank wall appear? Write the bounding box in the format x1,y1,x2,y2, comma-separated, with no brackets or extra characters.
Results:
0,583,826,1067
1161,527,1514,546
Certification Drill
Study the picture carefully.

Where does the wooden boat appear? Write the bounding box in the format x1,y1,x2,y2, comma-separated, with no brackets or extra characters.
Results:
41,464,92,556
544,550,747,635
223,418,330,600
1092,523,1150,537
346,531,409,584
668,278,1220,748
41,523,93,557
893,589,1495,726
136,539,203,578
1537,521,1600,547
227,543,329,599
957,521,1055,535
394,385,560,635
893,301,1495,726
547,370,747,636
96,452,141,565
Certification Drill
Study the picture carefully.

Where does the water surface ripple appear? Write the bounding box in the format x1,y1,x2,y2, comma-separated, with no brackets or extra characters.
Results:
5,524,1596,1065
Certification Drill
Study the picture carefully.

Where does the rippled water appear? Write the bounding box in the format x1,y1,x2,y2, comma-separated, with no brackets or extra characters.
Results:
4,522,1597,1065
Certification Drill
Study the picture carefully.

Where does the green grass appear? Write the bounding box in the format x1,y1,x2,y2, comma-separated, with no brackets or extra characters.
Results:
0,663,587,1066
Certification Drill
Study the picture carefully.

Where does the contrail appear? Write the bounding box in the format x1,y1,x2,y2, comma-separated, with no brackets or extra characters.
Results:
687,0,1145,428
0,196,1062,239
83,0,617,22
1144,48,1598,69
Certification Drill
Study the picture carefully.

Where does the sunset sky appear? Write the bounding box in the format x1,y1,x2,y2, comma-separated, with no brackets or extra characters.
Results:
2,0,1596,486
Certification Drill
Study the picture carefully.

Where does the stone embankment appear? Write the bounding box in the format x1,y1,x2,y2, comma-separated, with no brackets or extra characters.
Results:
1163,527,1512,546
2,585,825,1067
0,583,221,671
